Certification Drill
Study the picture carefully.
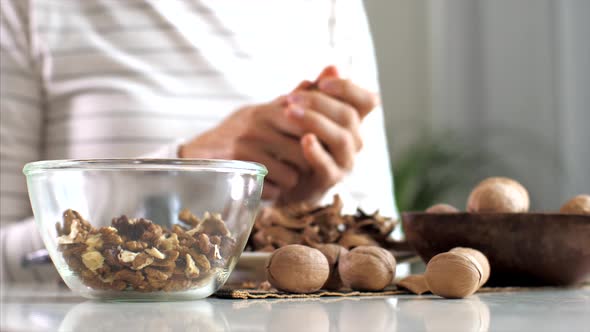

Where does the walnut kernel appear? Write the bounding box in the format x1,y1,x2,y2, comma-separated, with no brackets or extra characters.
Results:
81,250,105,272
57,208,234,293
145,247,166,260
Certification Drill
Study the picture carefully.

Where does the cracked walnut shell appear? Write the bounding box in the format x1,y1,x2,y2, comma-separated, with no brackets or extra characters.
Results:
397,274,429,295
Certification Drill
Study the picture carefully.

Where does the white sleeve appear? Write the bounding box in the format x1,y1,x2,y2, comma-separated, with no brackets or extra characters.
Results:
0,0,59,284
0,0,180,283
140,139,185,159
319,0,398,219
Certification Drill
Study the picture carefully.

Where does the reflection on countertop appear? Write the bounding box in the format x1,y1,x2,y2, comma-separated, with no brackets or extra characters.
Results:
1,284,589,332
60,300,226,331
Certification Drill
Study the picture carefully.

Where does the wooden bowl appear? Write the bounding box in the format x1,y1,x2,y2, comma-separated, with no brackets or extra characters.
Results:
402,212,590,286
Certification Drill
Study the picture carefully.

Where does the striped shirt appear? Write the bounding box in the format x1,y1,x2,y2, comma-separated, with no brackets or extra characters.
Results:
0,0,396,283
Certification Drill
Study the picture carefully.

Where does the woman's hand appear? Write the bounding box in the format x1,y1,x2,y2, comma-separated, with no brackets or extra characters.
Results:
180,66,379,204
179,96,310,200
277,66,379,205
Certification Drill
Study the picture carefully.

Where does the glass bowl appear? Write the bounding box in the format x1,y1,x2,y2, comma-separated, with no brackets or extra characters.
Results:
23,159,267,301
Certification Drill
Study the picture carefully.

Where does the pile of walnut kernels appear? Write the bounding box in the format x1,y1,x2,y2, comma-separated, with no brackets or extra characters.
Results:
56,209,236,292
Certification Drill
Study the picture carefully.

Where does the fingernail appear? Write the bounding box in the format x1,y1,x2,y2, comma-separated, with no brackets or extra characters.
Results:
319,78,338,93
288,105,304,118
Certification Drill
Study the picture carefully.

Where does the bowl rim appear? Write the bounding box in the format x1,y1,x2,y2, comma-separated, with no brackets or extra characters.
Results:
401,211,590,218
23,158,268,176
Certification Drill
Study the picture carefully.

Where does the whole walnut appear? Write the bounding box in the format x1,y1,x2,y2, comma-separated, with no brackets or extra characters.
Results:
315,244,348,290
450,247,490,287
338,246,396,291
266,244,329,293
560,194,590,215
426,203,459,213
467,177,529,213
425,251,484,299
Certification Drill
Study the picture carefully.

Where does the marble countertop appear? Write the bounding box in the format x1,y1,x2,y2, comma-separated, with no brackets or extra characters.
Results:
1,284,589,332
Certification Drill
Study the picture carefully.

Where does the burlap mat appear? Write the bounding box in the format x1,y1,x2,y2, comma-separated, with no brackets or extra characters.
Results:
214,283,590,299
214,286,406,299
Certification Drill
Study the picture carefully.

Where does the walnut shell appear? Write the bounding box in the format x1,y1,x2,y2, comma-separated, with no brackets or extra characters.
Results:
450,247,490,287
266,244,329,293
425,252,482,299
467,177,529,213
315,244,348,290
426,203,459,213
337,230,378,249
338,246,396,291
397,274,429,295
560,194,590,215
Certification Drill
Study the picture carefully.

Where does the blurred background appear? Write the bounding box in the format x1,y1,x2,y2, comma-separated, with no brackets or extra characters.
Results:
364,0,589,212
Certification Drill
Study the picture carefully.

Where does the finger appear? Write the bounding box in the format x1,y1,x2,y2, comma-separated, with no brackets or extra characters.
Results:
315,65,339,81
262,180,280,200
260,128,310,173
291,66,339,94
251,97,304,137
234,141,299,192
317,78,378,118
286,90,361,147
241,103,309,172
292,80,315,93
300,133,344,189
285,105,357,170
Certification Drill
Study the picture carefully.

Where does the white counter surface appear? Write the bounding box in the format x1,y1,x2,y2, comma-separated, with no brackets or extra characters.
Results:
1,284,589,332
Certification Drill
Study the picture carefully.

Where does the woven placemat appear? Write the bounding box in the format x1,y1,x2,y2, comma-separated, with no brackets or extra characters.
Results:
214,282,590,299
214,287,407,299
